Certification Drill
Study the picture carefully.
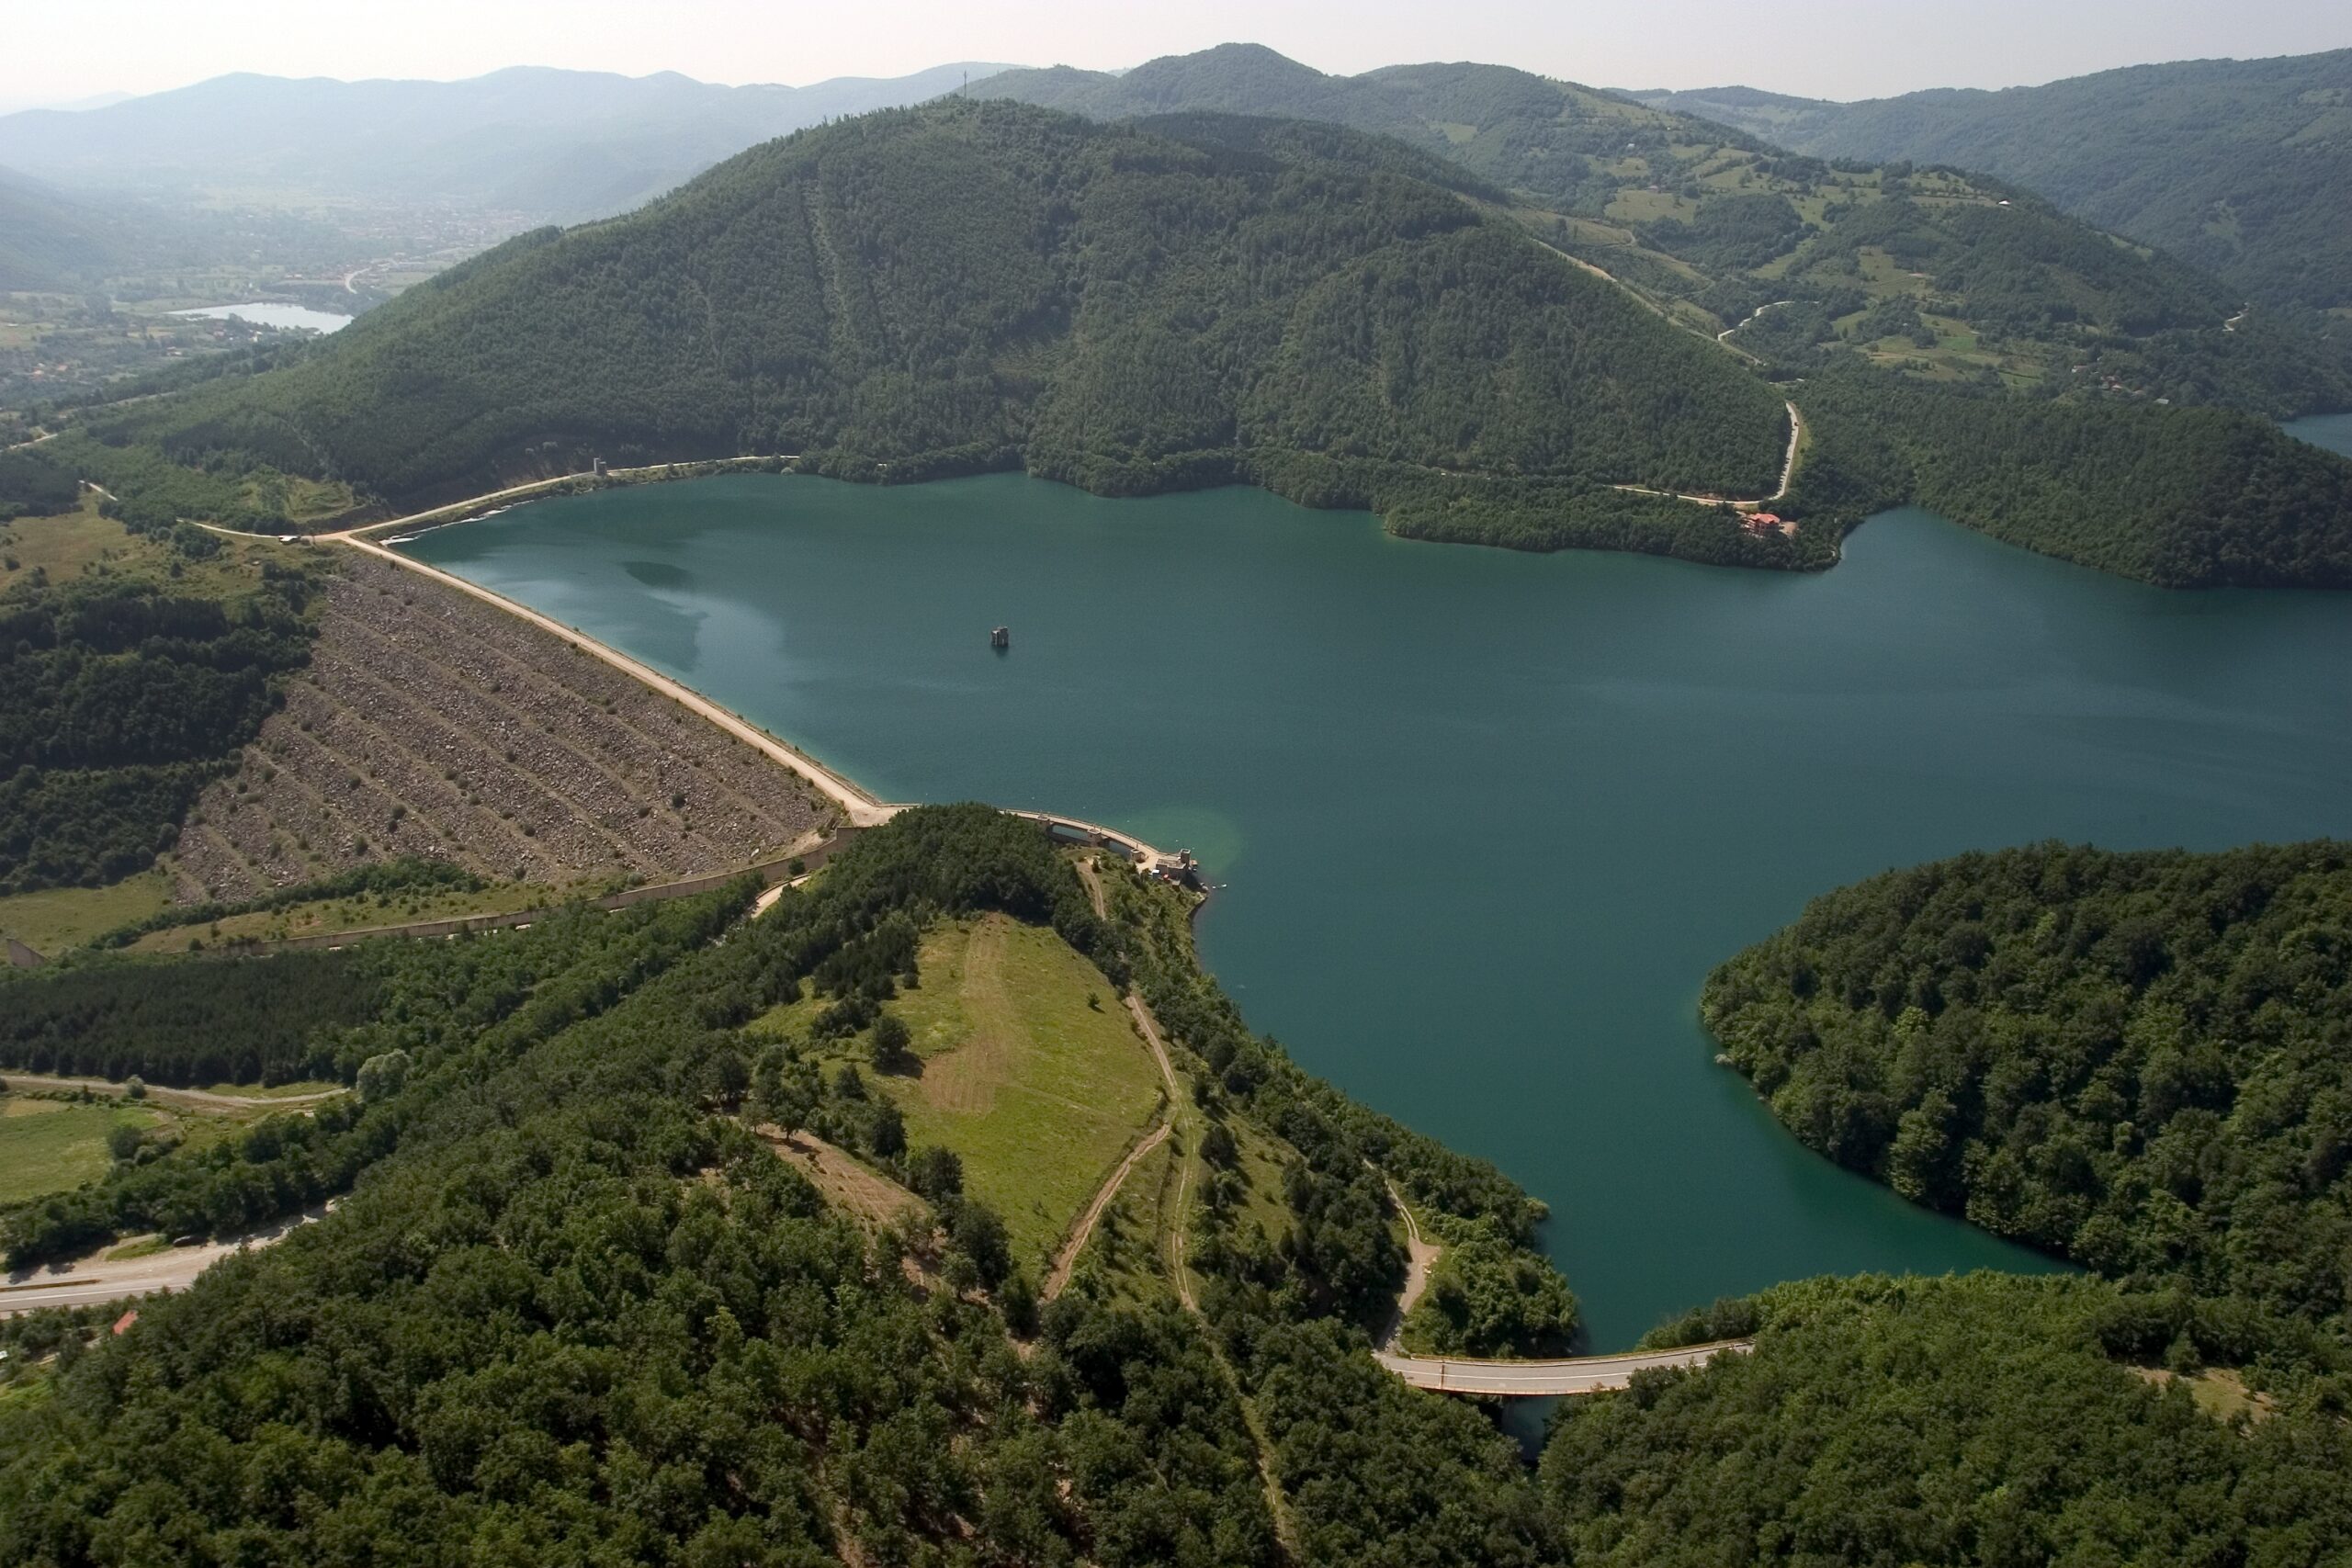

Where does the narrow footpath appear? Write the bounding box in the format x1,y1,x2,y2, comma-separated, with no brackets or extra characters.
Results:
1041,1122,1172,1301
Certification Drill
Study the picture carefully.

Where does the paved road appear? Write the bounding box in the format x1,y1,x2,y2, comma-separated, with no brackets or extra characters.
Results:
0,1208,329,1316
1375,1339,1752,1396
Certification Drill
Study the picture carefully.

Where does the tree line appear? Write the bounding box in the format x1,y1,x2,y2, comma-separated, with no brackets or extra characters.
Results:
0,558,317,893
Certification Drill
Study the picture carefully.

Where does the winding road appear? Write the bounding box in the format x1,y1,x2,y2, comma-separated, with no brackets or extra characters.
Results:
1610,400,1804,508
1718,299,1793,344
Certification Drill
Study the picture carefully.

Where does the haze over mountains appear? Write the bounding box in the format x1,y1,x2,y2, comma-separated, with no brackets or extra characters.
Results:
0,62,1016,221
0,165,130,289
1635,49,2352,313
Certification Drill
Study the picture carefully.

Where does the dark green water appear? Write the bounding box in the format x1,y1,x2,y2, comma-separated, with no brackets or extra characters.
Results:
404,473,2352,1347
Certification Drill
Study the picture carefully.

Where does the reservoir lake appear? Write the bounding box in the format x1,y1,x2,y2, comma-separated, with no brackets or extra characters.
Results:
405,470,2352,1348
170,302,353,333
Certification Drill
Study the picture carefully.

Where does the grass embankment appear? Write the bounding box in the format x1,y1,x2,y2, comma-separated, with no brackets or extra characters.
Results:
0,872,174,956
752,912,1165,1272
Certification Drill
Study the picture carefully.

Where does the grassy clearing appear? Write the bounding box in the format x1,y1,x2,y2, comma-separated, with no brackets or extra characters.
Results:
886,915,1163,1269
1224,1113,1299,1256
0,491,313,599
197,1080,342,1100
0,872,175,956
0,499,134,585
2135,1366,2279,1425
0,1099,164,1205
756,915,1164,1271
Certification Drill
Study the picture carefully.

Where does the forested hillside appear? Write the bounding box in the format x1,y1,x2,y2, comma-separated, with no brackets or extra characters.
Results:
73,96,1795,564
1702,840,2352,1323
52,86,2352,585
0,543,318,895
1639,48,2352,314
0,806,1572,1562
982,45,2352,417
1784,364,2352,588
9,808,2352,1561
1546,1273,2352,1565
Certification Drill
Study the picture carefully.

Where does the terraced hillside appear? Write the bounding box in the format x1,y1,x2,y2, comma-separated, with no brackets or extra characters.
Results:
171,552,831,902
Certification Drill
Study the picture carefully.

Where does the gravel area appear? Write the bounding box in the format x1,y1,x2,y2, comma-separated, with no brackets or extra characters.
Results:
173,555,832,902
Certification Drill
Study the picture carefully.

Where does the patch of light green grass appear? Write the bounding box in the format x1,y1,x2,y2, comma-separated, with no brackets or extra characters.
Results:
873,914,1164,1271
0,1099,164,1205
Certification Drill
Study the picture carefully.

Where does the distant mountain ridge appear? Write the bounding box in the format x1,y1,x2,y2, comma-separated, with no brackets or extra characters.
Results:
1634,49,2352,312
0,62,1019,221
979,44,2352,421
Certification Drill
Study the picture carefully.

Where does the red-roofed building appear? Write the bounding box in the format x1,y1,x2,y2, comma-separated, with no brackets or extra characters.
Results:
111,1310,138,1336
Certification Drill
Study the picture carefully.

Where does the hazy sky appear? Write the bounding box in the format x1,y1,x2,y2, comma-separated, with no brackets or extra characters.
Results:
6,0,2346,110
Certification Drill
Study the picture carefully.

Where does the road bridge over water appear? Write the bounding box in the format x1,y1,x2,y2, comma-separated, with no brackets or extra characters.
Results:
1374,1340,1751,1397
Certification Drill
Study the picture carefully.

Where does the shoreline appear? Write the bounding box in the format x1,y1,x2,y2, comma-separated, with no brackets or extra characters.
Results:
335,531,1189,873
342,530,901,829
328,455,803,542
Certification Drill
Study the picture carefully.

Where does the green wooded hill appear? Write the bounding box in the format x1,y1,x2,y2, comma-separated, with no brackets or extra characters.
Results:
1638,48,2352,315
980,44,2352,418
0,806,1579,1563
0,547,318,896
1784,363,2352,588
50,85,2352,585
7,809,2352,1562
79,97,1788,521
1702,840,2352,1326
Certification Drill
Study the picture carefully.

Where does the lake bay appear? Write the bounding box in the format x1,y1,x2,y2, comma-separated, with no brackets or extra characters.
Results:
405,475,2352,1346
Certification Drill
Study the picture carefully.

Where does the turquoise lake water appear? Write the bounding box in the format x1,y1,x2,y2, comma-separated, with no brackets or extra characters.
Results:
404,468,2352,1347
